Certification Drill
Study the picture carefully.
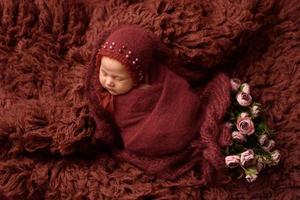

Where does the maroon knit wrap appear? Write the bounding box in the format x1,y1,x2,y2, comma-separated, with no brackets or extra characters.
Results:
85,24,232,182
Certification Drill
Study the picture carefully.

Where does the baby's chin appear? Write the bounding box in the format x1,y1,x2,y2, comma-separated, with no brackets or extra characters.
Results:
107,90,118,95
106,88,131,95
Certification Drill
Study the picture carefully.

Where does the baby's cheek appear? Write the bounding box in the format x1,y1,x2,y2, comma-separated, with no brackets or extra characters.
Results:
99,77,104,86
124,81,134,90
117,82,130,92
116,82,126,90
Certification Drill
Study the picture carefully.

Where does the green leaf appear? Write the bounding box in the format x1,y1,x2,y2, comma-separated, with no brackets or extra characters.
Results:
243,166,258,176
256,122,270,135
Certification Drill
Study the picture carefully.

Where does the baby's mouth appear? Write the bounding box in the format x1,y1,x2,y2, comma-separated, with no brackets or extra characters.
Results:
106,87,114,92
105,87,117,94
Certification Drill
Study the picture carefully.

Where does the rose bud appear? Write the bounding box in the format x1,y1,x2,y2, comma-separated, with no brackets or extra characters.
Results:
230,78,241,91
258,134,269,146
236,115,255,135
236,92,253,107
232,131,247,143
245,173,258,183
240,112,250,118
262,139,276,152
225,155,241,168
240,149,255,167
251,104,261,118
270,150,281,165
240,83,251,94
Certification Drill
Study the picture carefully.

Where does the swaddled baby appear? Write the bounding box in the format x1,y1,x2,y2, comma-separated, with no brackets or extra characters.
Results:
85,24,232,181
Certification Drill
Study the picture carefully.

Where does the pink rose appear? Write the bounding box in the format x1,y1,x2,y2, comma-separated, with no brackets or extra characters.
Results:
258,134,269,145
225,155,240,168
262,139,276,152
230,78,241,91
240,83,251,94
236,92,252,107
232,131,247,143
236,114,255,135
270,150,280,165
240,149,255,167
245,174,258,183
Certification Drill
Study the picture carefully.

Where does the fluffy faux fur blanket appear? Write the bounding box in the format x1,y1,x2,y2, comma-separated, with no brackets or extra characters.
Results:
0,0,299,199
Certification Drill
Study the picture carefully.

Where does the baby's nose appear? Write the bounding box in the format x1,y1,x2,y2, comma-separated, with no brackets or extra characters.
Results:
106,78,115,87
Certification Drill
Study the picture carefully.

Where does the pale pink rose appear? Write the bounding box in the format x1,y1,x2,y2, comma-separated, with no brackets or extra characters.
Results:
236,92,253,107
236,115,255,135
262,140,276,152
258,134,269,146
240,83,251,94
245,174,258,183
232,131,247,143
251,104,261,118
270,150,281,165
230,78,241,91
240,149,255,167
225,155,241,168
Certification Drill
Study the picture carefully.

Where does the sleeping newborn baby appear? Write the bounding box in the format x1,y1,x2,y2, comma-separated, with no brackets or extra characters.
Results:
85,24,232,181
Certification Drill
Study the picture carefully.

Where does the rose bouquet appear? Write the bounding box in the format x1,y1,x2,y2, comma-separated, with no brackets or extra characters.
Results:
223,78,281,183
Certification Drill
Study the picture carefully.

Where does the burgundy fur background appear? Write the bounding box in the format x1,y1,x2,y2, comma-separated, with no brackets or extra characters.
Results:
0,0,299,199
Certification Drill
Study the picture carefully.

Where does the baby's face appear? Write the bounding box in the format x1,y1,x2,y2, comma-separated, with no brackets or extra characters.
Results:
99,56,134,95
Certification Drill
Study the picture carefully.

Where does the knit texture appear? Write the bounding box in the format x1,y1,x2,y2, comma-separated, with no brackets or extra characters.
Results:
0,0,299,199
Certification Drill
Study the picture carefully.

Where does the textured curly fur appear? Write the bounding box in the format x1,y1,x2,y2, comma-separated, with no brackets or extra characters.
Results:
0,0,299,199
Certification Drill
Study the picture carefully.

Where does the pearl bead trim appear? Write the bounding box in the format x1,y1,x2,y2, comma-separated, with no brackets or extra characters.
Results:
101,41,144,81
